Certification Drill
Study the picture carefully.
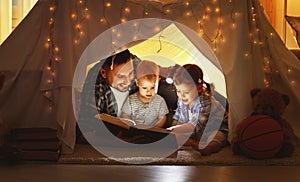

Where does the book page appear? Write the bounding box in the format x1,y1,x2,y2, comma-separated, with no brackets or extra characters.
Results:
96,114,134,129
120,118,136,126
96,113,170,134
134,124,170,134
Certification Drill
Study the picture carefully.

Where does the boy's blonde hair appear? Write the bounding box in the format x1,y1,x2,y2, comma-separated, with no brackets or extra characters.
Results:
136,60,159,82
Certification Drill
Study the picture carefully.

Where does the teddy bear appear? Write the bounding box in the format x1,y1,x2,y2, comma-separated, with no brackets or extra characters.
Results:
231,87,296,158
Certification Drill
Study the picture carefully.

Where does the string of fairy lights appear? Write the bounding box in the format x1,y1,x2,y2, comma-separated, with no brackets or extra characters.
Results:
43,0,59,112
43,0,296,112
247,0,296,88
71,0,90,45
248,1,275,88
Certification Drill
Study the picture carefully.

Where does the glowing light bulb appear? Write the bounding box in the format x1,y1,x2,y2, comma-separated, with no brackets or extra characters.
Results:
121,18,127,23
291,80,295,86
49,6,55,11
100,18,106,23
44,42,50,48
185,12,191,16
205,7,211,13
198,29,204,36
154,26,161,32
49,18,54,25
54,57,61,61
124,7,130,13
75,24,81,29
217,18,223,24
74,39,80,45
232,23,236,29
106,2,111,7
71,13,77,19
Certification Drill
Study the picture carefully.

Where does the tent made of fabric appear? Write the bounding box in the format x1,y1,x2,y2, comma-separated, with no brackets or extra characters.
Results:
0,0,300,153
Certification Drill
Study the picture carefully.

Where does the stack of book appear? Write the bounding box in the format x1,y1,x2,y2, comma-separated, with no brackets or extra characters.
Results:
8,127,60,161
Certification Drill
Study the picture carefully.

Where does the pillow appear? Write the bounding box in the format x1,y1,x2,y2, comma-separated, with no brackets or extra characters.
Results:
285,15,300,47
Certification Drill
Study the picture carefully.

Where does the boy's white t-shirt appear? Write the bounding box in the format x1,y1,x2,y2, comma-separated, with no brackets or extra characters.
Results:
110,86,129,117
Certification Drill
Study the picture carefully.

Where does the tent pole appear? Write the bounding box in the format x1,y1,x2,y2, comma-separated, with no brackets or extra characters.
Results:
283,0,287,44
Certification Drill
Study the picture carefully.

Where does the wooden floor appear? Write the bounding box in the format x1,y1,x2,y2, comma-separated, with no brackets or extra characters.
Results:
1,164,300,182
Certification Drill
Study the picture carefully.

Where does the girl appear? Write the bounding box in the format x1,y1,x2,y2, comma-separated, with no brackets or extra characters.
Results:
167,64,228,155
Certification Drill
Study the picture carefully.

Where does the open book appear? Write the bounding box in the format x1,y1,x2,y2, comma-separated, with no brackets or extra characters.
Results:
96,113,171,134
94,113,177,145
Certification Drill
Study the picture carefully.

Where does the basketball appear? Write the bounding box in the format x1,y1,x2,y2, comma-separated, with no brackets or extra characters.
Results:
238,115,284,159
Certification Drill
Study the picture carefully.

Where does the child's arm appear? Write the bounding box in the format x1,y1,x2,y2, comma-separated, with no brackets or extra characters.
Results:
171,119,178,126
154,115,166,128
120,112,131,120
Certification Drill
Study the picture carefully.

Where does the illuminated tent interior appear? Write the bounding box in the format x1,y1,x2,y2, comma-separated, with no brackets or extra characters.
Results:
0,0,300,154
82,22,227,97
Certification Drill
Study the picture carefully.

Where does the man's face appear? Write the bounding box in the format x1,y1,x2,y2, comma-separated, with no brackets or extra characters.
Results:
105,60,134,92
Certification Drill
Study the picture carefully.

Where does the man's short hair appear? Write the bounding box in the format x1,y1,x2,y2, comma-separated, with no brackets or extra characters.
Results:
102,49,133,71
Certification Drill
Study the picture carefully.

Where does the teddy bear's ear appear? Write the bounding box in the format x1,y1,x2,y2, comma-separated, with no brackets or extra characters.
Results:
282,94,290,106
250,88,261,98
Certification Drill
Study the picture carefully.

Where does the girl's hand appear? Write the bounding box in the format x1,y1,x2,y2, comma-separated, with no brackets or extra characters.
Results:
166,125,180,131
166,126,176,131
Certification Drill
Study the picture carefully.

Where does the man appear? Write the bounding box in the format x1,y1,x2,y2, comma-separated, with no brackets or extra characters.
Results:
95,49,139,117
77,49,139,142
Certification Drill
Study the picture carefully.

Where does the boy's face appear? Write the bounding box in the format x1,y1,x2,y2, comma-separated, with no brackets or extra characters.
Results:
103,60,134,92
175,83,198,107
136,78,157,102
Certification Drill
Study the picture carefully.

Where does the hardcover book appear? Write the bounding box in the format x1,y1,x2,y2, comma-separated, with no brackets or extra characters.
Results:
95,113,178,147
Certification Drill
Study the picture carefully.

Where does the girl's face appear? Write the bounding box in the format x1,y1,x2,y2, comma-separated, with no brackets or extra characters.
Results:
175,83,199,107
136,78,157,103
